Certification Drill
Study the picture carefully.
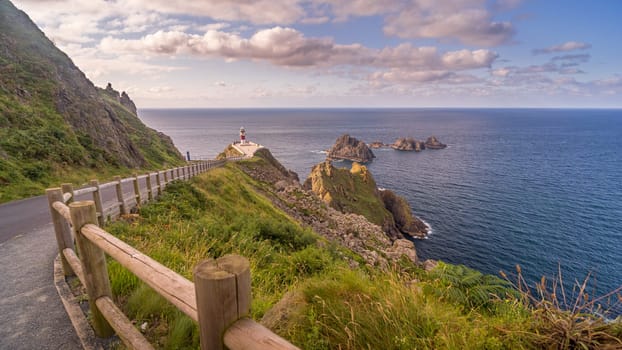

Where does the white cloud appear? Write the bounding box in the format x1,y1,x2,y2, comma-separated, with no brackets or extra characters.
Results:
124,0,305,25
99,28,498,73
383,1,515,46
148,86,174,93
532,41,592,55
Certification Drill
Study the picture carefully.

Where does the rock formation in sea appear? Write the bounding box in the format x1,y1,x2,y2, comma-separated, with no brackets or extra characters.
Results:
424,136,447,149
391,137,426,152
303,160,428,240
327,134,375,163
368,141,386,149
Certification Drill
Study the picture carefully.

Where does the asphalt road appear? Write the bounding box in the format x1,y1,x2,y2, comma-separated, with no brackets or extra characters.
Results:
0,182,144,349
0,195,82,349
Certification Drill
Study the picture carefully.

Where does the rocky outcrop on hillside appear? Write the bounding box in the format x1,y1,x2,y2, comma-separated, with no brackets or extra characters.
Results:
303,160,428,240
103,83,137,115
327,134,375,163
392,137,426,152
303,161,402,240
236,149,418,269
425,136,447,149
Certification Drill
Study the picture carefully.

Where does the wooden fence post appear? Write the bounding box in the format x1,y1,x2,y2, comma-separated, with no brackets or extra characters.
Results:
176,167,180,180
114,176,127,216
194,255,251,350
133,173,141,206
156,172,162,196
182,166,186,180
46,188,75,277
146,173,153,201
90,180,105,226
69,201,114,337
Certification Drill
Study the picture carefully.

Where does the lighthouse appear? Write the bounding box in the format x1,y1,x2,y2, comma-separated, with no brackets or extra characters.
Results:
239,126,247,144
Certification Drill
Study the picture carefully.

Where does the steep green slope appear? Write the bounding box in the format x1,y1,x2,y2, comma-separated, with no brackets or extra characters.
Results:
0,0,183,202
104,155,622,349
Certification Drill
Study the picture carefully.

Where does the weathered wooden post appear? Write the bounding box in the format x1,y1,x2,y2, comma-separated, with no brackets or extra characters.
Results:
163,170,168,185
156,171,162,196
90,180,105,226
133,173,141,206
182,166,186,180
176,167,180,180
69,201,114,337
146,173,153,201
46,188,76,277
194,255,251,350
113,176,127,216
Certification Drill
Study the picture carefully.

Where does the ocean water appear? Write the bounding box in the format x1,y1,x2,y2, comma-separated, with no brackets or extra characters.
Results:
140,108,622,312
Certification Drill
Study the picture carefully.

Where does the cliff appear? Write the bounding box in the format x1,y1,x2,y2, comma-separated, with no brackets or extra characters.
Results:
380,189,428,238
238,150,417,268
327,134,375,163
0,0,183,202
303,160,428,240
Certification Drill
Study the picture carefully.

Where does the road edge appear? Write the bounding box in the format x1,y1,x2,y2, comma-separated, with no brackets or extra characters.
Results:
53,254,103,350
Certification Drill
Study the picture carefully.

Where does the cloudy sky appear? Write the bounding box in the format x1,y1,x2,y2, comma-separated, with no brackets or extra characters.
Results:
12,0,622,108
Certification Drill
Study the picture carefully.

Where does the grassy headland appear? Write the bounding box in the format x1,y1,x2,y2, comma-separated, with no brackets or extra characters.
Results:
103,153,621,349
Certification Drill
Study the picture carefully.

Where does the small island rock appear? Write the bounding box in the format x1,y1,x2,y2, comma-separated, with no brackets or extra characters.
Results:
368,141,386,149
391,137,425,152
425,136,447,149
327,134,375,163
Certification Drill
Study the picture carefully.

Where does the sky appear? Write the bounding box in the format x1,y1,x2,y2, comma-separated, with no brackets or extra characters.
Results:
11,0,622,108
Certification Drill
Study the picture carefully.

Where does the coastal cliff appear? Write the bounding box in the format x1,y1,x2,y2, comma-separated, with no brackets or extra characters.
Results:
236,149,417,268
0,0,183,202
303,160,428,240
327,134,375,163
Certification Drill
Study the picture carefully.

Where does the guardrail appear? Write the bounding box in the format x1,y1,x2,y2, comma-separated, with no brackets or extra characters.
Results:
46,159,298,350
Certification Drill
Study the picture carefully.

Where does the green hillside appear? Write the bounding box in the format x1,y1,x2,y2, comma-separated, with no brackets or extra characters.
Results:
104,152,622,349
0,0,183,203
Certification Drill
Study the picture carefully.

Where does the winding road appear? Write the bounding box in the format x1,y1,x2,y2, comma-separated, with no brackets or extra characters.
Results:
0,195,82,349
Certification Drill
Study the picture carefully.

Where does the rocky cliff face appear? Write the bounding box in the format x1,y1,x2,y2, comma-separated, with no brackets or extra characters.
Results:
380,189,428,238
392,137,426,151
303,160,428,240
0,1,183,200
327,134,375,163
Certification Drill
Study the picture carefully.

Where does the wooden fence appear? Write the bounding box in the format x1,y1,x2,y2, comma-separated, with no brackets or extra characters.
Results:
46,159,299,350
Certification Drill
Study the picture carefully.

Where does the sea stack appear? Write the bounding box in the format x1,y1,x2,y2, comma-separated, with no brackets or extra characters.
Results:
424,136,447,149
327,134,375,163
391,137,425,152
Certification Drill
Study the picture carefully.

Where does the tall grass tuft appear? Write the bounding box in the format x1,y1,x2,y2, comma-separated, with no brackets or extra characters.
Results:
501,264,622,349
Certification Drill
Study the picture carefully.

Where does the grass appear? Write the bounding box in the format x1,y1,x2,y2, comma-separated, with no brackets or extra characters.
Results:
102,162,622,349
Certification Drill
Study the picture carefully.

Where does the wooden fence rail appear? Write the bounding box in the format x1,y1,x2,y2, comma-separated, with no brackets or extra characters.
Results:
46,159,299,350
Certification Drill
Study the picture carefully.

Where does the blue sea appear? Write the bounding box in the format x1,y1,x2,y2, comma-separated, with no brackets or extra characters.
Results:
139,108,622,313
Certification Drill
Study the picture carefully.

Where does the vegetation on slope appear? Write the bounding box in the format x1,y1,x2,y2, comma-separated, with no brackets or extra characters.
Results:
101,158,622,350
0,1,183,202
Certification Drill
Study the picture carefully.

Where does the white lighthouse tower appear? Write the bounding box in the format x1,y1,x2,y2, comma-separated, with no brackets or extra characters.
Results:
239,126,247,144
